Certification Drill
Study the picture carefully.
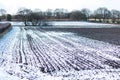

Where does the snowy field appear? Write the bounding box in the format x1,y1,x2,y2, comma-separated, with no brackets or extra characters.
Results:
0,23,120,79
0,21,120,28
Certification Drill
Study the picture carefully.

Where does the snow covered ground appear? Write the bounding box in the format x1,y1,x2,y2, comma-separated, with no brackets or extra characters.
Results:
0,26,120,80
51,21,119,28
0,21,120,28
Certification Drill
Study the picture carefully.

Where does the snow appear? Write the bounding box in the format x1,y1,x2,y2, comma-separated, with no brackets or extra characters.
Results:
45,31,120,61
1,66,120,80
52,21,115,26
0,21,120,28
52,69,120,80
49,21,120,28
0,68,21,80
0,26,120,79
0,21,24,26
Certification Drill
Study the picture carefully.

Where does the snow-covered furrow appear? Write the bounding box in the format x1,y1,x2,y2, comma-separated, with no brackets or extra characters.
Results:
27,28,83,72
0,27,20,66
44,30,120,61
30,29,85,71
52,68,120,80
0,27,44,79
38,28,120,67
26,30,69,73
32,29,109,69
26,32,56,72
12,39,20,63
29,28,109,70
1,27,120,79
17,28,44,69
0,28,17,54
59,33,120,57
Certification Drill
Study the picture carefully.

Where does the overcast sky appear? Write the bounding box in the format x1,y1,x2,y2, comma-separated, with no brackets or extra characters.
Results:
0,0,120,14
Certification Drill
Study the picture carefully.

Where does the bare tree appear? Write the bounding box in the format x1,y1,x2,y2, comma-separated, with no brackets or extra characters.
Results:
17,8,32,26
94,7,110,22
81,8,91,21
13,7,120,24
6,14,12,21
30,9,45,26
70,10,86,21
111,10,120,23
17,8,48,26
45,9,53,19
0,9,7,20
54,8,68,19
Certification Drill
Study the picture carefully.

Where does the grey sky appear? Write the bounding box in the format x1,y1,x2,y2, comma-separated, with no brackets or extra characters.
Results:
0,0,119,14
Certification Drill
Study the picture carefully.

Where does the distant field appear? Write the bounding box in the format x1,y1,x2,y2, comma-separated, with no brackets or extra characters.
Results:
0,21,120,28
43,28,120,45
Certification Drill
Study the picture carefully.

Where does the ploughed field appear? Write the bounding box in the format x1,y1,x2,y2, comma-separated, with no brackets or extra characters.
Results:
1,26,120,79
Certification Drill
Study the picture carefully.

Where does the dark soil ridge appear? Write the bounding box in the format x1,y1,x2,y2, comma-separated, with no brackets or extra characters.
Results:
0,23,12,36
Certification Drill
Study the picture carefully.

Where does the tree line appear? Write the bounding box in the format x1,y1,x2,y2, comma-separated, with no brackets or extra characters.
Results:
0,7,120,26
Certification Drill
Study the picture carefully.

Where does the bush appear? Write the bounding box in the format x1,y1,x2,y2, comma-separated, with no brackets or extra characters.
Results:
6,14,12,21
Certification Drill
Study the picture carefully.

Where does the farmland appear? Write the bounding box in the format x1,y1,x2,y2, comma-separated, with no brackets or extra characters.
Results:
0,22,120,80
